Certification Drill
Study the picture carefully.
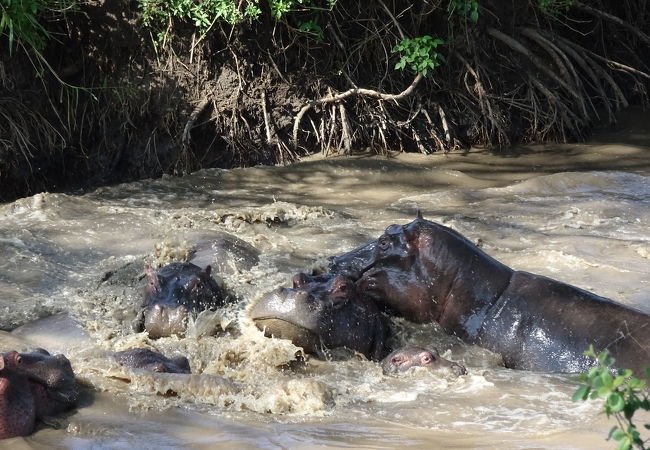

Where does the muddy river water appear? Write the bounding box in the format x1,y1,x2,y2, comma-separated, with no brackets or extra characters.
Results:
1,113,649,449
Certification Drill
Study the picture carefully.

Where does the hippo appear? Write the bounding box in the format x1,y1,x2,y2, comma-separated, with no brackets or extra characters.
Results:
354,215,650,376
249,273,389,361
0,349,77,439
113,348,191,374
142,262,226,338
381,346,466,376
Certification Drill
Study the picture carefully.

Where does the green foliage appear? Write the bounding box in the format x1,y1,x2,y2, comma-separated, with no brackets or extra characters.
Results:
298,18,323,42
537,0,574,15
392,36,445,77
139,0,258,31
572,345,650,450
0,0,70,53
139,0,337,46
447,0,479,23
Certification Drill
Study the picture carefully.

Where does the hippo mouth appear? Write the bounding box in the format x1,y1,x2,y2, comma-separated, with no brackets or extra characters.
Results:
253,318,320,354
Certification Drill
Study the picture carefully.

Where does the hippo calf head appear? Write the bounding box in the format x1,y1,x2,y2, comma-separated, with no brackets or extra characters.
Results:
250,273,389,361
381,346,466,376
143,262,225,338
113,348,191,374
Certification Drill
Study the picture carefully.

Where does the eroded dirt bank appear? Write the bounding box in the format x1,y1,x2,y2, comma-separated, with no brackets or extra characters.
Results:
1,0,649,202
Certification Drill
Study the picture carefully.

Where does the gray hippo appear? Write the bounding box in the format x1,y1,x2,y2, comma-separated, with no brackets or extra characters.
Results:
142,262,225,338
350,215,650,376
0,349,77,439
113,348,191,374
249,273,389,361
381,346,466,376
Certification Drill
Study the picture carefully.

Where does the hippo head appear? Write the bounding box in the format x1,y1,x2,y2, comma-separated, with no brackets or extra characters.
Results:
357,214,512,325
249,273,389,361
0,349,77,430
381,346,466,376
143,262,224,338
113,348,191,374
6,349,79,410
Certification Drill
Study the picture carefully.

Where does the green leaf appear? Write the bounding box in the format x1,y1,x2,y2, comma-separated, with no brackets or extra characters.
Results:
470,10,479,22
610,428,626,441
572,385,590,402
607,393,625,412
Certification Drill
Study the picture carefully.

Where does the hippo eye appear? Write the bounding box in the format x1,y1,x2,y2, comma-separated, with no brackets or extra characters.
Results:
14,355,22,365
378,237,390,251
420,353,435,364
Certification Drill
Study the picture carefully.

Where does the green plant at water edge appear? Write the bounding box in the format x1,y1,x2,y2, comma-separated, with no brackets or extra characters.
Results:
447,0,479,23
572,345,650,450
0,0,71,53
537,0,574,15
392,36,445,77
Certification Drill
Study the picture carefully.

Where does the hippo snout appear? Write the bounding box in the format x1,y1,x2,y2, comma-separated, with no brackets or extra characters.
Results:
143,304,189,339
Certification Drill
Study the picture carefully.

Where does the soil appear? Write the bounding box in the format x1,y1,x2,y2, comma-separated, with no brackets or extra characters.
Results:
0,0,648,202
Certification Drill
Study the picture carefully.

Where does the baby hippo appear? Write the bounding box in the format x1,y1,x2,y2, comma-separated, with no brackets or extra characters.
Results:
113,348,191,374
381,346,466,376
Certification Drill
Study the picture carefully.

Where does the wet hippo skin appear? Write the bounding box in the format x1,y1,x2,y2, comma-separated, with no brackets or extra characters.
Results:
142,262,226,338
113,348,191,374
357,215,650,375
250,273,389,361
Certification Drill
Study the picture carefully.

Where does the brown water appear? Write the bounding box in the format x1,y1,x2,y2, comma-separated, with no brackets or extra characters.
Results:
1,111,649,449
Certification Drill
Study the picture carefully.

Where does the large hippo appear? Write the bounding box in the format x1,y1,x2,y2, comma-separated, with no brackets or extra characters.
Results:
249,273,389,361
0,349,77,439
356,215,650,375
113,348,191,374
142,262,226,338
381,346,466,376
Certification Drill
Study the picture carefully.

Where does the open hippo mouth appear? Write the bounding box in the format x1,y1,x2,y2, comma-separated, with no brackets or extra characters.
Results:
252,318,321,354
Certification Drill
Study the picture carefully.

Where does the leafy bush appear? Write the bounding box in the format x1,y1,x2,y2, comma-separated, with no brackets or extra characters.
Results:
572,345,650,450
392,35,445,77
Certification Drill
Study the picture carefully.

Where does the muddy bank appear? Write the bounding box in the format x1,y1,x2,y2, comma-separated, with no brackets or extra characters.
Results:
1,0,649,202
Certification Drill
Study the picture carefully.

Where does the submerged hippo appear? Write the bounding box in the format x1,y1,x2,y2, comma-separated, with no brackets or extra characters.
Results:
143,262,226,338
381,346,466,376
249,273,389,361
355,215,650,376
0,349,77,439
113,348,191,374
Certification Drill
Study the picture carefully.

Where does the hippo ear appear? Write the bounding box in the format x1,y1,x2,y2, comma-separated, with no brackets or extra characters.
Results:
204,265,212,276
416,210,423,220
144,264,159,287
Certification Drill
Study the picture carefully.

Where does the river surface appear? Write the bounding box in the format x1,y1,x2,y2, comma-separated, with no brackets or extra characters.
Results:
1,112,649,449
